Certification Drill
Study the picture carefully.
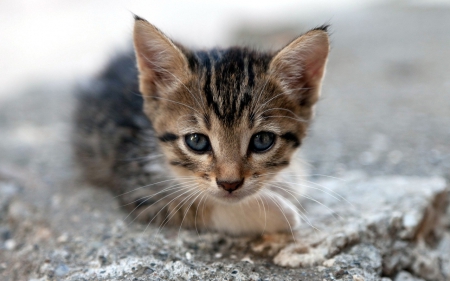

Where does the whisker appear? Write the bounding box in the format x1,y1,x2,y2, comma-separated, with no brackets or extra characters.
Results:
295,158,315,169
308,174,347,181
259,115,307,124
175,114,200,134
120,179,197,207
157,189,201,234
267,188,322,236
272,180,342,202
124,183,197,224
252,78,271,114
257,107,304,121
145,96,201,115
257,194,267,236
131,89,201,115
256,170,355,205
142,186,197,233
178,190,205,239
141,55,206,112
263,181,310,216
254,87,309,116
254,194,262,217
269,185,343,220
259,171,345,181
114,177,196,198
265,184,319,232
262,191,297,244
255,91,286,114
271,177,355,208
194,193,208,236
201,194,209,232
302,179,355,208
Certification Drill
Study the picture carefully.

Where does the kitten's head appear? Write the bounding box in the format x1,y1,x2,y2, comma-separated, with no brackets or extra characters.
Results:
133,16,329,203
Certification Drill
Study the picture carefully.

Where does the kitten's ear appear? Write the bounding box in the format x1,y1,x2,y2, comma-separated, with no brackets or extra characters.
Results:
269,26,330,108
133,16,190,97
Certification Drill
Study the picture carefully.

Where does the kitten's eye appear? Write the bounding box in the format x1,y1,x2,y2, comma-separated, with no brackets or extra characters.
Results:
185,133,211,153
251,132,275,153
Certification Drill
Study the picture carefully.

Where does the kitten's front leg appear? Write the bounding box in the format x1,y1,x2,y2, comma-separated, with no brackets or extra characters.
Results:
209,193,301,236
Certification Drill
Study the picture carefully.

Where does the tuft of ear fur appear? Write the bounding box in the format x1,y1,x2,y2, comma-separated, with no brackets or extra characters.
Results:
270,27,330,108
133,16,190,98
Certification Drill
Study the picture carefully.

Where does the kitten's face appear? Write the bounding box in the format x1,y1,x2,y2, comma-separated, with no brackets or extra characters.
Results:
148,61,304,202
133,18,329,203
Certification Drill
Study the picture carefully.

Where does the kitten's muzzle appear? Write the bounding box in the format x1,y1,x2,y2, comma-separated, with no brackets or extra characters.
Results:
216,179,244,193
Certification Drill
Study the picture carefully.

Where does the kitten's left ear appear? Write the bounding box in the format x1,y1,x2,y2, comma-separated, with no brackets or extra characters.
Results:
269,26,330,109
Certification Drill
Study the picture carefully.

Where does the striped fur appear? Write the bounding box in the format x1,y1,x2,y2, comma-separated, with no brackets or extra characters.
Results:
73,16,329,235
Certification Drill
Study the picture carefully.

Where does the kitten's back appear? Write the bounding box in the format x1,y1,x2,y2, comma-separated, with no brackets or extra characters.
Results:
73,53,154,188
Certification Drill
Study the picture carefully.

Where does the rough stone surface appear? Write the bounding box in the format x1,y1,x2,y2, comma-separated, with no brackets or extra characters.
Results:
0,169,448,281
1,3,450,281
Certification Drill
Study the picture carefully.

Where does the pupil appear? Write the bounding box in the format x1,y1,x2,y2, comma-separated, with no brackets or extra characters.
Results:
252,132,274,152
185,133,210,153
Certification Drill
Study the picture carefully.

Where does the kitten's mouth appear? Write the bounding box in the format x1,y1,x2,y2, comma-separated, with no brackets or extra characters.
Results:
216,194,245,203
220,192,242,199
214,189,255,203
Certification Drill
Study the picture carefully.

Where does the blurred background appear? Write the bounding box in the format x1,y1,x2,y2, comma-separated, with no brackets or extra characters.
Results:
1,1,450,279
0,0,449,178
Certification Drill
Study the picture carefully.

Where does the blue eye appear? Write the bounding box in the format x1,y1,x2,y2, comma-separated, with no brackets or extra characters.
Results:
185,133,211,153
251,132,275,153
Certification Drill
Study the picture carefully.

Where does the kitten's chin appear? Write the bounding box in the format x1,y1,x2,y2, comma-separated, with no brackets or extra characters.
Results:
212,190,257,204
215,194,244,204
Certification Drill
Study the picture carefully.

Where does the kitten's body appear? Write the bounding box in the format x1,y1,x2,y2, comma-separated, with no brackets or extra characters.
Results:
74,17,329,235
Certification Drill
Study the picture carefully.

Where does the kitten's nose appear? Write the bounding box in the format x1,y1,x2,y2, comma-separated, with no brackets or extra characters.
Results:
217,179,244,193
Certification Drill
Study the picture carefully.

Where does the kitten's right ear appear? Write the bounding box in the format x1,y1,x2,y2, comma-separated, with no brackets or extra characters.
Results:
133,16,190,97
269,26,330,110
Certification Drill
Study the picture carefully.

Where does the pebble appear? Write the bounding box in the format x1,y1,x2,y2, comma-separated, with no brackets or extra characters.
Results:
403,212,420,229
185,252,192,260
353,275,365,281
57,233,69,243
5,239,16,250
323,258,335,267
55,263,69,276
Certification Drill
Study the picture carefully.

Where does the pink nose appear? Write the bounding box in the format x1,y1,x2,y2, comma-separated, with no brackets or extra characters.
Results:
217,179,244,193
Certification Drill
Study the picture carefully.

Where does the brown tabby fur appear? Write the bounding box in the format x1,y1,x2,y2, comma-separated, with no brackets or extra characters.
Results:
73,15,329,235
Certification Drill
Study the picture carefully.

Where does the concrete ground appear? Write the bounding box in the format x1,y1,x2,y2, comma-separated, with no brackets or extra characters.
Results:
0,2,449,281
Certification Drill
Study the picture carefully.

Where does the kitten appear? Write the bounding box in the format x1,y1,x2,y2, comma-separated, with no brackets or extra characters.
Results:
73,15,329,236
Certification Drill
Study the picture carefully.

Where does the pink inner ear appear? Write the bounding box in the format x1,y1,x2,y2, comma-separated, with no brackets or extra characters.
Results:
271,31,329,89
297,34,329,84
305,55,327,82
133,20,189,89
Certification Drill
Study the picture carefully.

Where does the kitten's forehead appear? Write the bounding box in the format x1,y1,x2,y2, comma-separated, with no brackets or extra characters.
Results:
189,48,273,127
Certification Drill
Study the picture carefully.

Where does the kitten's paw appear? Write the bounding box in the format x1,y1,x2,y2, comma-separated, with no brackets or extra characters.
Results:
273,242,325,267
258,192,301,233
251,233,294,256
